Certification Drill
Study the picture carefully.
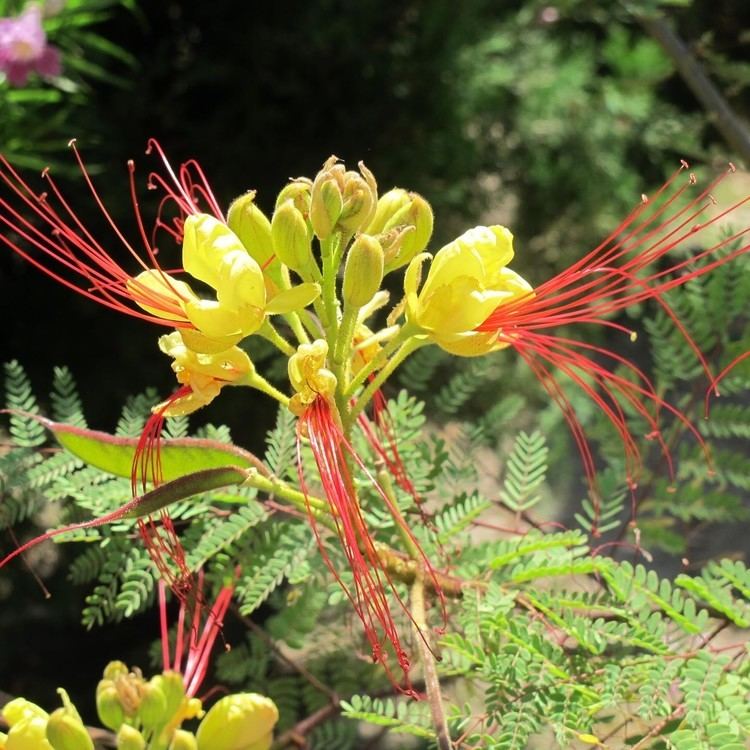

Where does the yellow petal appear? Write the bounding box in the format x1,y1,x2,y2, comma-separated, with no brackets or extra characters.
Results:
433,330,508,357
182,214,247,289
179,328,243,354
184,299,243,340
128,270,195,321
403,252,431,322
215,250,266,311
265,282,321,315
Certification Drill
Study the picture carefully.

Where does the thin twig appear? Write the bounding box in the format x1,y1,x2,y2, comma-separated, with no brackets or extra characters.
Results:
636,12,750,165
411,572,453,750
231,606,338,701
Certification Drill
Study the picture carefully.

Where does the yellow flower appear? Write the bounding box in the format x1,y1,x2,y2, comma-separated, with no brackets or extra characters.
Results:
288,339,337,416
156,332,254,416
404,225,532,356
2,699,52,750
132,214,319,353
195,694,279,750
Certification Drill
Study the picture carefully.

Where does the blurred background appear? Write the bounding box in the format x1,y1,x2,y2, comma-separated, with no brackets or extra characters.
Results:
1,0,748,724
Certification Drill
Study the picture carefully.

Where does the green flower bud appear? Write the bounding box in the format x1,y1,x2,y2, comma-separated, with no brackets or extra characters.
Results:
275,180,311,215
271,200,315,277
382,193,433,272
309,177,343,241
195,694,279,750
102,662,129,681
227,192,279,284
138,681,167,730
151,672,186,720
309,156,378,235
342,234,384,309
169,730,198,750
366,188,410,235
116,725,146,750
338,162,378,233
46,710,94,750
95,685,125,732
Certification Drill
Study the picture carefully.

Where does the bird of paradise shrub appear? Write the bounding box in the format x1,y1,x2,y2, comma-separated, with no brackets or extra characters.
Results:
1,141,749,694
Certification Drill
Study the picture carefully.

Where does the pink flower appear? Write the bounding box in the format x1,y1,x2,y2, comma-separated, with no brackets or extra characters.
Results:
0,4,61,86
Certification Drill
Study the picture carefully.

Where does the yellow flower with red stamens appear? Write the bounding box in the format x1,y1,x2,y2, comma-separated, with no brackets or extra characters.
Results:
288,339,337,416
404,225,533,356
155,331,254,416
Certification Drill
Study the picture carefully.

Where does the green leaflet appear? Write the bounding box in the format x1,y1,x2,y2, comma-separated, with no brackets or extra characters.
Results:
0,466,252,570
13,412,266,482
120,467,252,518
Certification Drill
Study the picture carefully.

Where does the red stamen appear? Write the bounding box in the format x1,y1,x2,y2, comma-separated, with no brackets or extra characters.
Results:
478,166,747,530
0,141,223,327
297,397,444,695
158,571,236,697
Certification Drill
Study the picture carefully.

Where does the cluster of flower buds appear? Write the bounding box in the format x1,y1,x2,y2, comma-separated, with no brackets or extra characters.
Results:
0,662,279,750
138,153,445,420
2,689,92,750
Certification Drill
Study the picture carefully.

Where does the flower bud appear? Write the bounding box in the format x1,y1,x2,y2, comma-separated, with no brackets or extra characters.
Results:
95,685,124,732
366,188,410,235
102,661,129,682
275,180,311,215
46,710,93,750
195,694,279,750
342,234,384,309
310,157,378,235
382,193,433,272
138,681,167,730
2,698,48,726
309,177,343,240
116,725,146,750
151,672,186,720
364,188,433,273
227,192,278,281
271,200,315,277
5,716,52,750
338,162,378,233
169,730,198,750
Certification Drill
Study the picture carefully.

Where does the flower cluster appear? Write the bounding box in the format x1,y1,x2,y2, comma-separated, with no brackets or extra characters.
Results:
0,573,279,750
0,4,60,87
2,141,749,692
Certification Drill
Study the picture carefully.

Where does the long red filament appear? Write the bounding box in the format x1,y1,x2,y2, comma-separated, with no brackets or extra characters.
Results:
0,140,221,326
297,397,445,696
478,165,747,530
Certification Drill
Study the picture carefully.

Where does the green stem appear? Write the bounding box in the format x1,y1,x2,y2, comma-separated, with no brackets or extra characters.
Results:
343,324,414,399
346,336,426,426
246,371,291,408
243,468,331,519
282,311,310,345
333,307,358,369
259,320,295,356
320,235,341,349
378,471,420,558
